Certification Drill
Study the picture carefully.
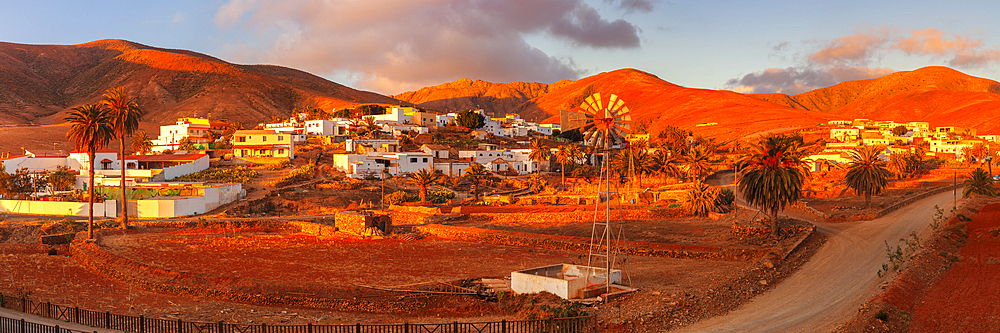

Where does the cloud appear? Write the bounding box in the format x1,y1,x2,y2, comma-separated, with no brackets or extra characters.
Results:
605,0,655,13
172,12,187,24
809,30,891,66
892,28,1000,68
213,0,642,94
728,27,1000,94
726,66,893,95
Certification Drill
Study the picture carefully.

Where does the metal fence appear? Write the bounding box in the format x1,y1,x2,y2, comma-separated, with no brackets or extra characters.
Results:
0,293,598,333
0,315,95,333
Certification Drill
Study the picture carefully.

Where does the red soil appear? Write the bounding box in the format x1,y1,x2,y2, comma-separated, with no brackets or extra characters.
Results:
908,203,1000,332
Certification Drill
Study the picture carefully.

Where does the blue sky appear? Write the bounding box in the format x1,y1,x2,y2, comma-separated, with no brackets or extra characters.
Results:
1,0,998,95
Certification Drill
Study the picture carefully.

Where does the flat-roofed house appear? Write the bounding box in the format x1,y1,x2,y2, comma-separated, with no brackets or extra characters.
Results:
232,130,295,159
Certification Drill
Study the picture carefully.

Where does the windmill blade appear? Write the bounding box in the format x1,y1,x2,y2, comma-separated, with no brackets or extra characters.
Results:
560,109,591,131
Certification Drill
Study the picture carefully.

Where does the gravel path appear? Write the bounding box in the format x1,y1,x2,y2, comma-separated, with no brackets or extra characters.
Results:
674,188,962,332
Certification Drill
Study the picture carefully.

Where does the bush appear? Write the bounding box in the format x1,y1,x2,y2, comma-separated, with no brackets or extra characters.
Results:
174,166,259,184
716,188,736,209
427,190,455,204
384,191,414,206
268,160,292,170
282,165,314,182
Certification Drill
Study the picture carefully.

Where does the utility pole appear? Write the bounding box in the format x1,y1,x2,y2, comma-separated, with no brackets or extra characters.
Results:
954,168,957,211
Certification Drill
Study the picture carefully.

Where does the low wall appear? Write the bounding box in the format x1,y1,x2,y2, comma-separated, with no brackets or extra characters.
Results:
464,208,686,224
0,199,116,218
416,224,764,261
162,156,210,180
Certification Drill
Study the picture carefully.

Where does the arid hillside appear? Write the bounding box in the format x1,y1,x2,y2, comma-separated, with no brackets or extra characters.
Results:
0,39,399,126
392,78,571,117
511,68,832,140
752,66,1000,134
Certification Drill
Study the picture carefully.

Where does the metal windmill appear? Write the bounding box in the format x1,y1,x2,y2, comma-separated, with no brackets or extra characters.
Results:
560,92,632,297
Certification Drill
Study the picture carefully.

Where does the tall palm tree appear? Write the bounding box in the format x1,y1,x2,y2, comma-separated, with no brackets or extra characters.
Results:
684,144,717,181
845,145,892,209
652,146,682,183
964,168,997,197
737,134,810,238
683,179,719,217
464,163,490,202
554,145,574,186
406,168,441,203
528,139,550,174
131,131,153,155
363,115,379,138
65,103,115,239
102,87,144,229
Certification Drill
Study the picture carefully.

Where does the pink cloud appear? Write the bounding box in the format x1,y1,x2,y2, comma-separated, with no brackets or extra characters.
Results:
893,28,1000,68
809,29,891,66
214,0,642,94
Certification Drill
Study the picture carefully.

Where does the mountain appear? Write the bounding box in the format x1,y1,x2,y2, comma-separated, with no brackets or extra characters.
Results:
0,39,399,125
511,68,832,140
750,66,1000,134
391,78,571,117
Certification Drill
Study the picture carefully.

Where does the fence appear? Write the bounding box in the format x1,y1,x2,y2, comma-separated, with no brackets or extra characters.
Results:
0,315,94,333
0,293,598,333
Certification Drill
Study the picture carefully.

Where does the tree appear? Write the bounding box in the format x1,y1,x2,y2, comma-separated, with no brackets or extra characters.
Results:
102,87,144,229
559,128,583,142
464,163,490,202
363,115,379,138
528,139,550,174
48,166,76,192
131,131,153,155
964,168,997,197
651,147,682,183
684,144,717,181
529,173,547,193
845,145,892,209
65,103,115,239
177,137,196,151
737,134,810,238
406,168,441,203
554,145,577,185
456,109,485,130
357,104,387,116
0,168,33,199
683,180,719,217
332,109,352,118
891,125,909,137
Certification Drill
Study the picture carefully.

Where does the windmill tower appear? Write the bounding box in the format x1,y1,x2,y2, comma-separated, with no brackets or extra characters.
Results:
560,92,632,297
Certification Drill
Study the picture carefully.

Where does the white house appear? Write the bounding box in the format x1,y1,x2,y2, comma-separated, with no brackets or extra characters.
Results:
332,152,434,179
152,118,228,152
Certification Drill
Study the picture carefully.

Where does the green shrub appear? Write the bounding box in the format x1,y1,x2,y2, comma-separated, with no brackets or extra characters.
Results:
875,310,888,321
427,190,456,204
174,166,259,184
716,188,736,208
281,165,314,182
268,160,292,170
384,191,413,206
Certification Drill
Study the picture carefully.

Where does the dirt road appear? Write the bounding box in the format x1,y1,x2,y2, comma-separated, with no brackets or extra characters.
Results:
676,183,961,332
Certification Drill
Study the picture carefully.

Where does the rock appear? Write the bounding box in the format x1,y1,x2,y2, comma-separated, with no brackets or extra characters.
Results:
759,280,768,285
761,260,775,269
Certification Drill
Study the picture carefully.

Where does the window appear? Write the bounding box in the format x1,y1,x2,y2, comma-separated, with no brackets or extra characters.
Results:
278,149,284,155
278,136,285,141
237,136,246,143
410,158,417,163
422,158,428,163
262,136,267,142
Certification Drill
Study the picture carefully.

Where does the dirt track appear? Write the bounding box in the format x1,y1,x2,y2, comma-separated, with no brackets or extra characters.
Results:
675,187,962,332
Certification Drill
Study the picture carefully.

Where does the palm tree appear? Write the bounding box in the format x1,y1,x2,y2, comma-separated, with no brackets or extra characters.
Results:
964,168,997,197
65,103,115,239
683,180,719,217
554,145,575,186
737,134,810,238
131,131,153,155
845,145,892,209
528,139,551,174
684,144,717,181
406,168,441,203
363,115,379,138
102,87,144,229
464,163,490,202
651,147,682,183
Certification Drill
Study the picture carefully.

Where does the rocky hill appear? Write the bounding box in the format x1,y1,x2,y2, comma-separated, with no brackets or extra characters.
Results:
0,39,399,125
391,78,570,117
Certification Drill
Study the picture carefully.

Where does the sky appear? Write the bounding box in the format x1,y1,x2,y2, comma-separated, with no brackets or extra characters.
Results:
1,0,999,96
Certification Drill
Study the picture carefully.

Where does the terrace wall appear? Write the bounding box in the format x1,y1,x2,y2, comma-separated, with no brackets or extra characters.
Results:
0,199,117,218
